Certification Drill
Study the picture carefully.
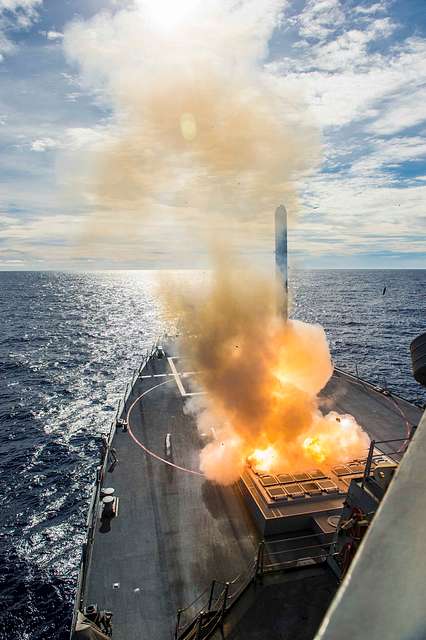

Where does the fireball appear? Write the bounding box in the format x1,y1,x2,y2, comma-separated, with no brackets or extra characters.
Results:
247,446,277,474
303,436,326,463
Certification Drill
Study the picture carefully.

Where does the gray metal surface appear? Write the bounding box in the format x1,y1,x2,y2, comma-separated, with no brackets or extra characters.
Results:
84,354,258,640
315,407,426,640
324,369,420,445
219,568,338,640
82,341,422,640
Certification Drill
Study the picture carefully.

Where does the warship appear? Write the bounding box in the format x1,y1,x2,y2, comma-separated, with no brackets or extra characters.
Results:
70,207,426,640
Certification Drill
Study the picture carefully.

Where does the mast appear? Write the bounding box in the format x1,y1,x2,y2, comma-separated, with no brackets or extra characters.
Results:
275,204,288,321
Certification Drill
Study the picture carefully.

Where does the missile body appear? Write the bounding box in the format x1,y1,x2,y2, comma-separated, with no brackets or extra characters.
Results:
275,204,288,321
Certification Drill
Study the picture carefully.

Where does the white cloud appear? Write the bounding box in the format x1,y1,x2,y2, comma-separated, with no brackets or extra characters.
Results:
296,0,345,40
45,30,64,41
64,126,109,150
0,0,41,59
64,91,81,102
302,17,395,73
353,2,388,16
273,36,426,130
0,29,15,59
349,136,426,178
31,136,58,152
368,87,426,135
272,1,426,264
0,0,40,9
296,175,426,256
0,212,81,241
0,0,424,268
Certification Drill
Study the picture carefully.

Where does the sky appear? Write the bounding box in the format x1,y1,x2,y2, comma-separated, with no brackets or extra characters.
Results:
0,0,425,270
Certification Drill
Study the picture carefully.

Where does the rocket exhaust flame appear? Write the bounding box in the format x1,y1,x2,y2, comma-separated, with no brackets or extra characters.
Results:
165,258,370,486
248,447,277,474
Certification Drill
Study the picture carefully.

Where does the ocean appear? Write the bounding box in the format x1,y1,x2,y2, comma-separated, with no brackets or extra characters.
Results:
0,269,424,639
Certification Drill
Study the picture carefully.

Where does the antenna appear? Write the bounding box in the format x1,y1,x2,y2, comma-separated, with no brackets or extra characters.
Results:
275,204,288,321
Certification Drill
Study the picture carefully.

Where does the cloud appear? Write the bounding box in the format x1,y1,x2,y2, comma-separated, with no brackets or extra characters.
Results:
296,0,346,40
0,0,41,59
349,136,426,177
271,35,426,131
353,2,388,16
295,176,426,259
367,87,426,135
0,0,40,9
43,30,64,41
0,0,424,269
31,136,58,152
62,0,319,258
306,17,395,72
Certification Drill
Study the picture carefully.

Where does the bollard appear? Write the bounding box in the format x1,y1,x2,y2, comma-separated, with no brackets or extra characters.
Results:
102,495,115,518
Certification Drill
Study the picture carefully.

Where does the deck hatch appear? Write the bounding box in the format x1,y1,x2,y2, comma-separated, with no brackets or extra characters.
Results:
286,483,305,498
260,474,279,487
293,472,310,482
348,463,365,474
267,486,288,500
301,481,322,496
308,469,326,480
276,473,295,484
333,465,352,476
317,479,339,493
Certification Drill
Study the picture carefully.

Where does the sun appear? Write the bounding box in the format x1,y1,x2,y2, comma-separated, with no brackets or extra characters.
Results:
140,0,200,31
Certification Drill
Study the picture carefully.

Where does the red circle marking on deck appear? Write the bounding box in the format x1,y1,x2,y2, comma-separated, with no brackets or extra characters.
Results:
126,378,205,477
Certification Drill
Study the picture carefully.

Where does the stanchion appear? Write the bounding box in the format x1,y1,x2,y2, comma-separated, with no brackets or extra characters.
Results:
196,612,204,640
220,583,229,633
208,580,216,611
362,440,375,488
174,609,182,640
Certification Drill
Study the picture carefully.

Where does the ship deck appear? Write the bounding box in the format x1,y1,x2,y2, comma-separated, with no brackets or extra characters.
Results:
81,340,422,640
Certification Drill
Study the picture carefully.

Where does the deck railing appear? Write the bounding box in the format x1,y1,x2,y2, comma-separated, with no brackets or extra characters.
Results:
174,534,335,640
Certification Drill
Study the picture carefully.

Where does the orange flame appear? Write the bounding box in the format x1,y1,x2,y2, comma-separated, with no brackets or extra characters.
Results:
303,437,326,463
168,262,371,485
247,446,277,474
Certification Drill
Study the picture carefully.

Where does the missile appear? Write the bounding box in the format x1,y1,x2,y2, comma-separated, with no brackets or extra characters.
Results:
275,204,288,321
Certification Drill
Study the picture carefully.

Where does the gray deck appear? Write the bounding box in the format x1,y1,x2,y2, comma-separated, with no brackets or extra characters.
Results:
84,351,259,640
83,344,422,640
324,369,421,447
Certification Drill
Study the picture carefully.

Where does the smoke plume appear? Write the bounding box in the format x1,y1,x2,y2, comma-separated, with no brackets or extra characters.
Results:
63,0,319,254
64,1,369,485
163,255,370,485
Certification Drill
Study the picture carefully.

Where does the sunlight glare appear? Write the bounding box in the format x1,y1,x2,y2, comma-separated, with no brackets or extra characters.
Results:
141,0,200,30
